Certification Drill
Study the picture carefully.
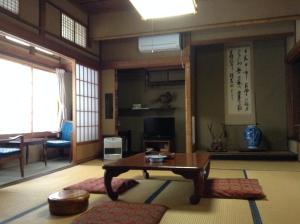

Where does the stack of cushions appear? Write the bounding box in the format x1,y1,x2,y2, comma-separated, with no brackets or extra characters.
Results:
64,177,139,194
71,201,168,224
204,178,266,199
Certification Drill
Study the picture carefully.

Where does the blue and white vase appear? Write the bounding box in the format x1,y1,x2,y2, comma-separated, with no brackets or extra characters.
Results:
244,125,262,149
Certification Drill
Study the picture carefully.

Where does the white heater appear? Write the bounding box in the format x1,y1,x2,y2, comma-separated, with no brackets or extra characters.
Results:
103,137,122,160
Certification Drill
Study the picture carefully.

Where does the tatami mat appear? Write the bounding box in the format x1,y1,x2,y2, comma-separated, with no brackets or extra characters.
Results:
211,160,300,172
1,159,300,224
247,170,300,224
155,169,253,224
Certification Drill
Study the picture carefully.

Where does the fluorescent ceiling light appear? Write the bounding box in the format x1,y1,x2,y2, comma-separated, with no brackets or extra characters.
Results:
5,36,30,47
129,0,198,20
35,47,54,55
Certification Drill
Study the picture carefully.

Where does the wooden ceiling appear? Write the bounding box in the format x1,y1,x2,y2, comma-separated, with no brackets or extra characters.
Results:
69,0,133,14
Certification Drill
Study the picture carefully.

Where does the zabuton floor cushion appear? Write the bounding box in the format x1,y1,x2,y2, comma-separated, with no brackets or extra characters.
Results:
71,201,168,224
64,177,138,194
204,178,266,199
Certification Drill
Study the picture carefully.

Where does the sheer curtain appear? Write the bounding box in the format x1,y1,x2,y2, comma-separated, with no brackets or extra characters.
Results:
56,68,67,130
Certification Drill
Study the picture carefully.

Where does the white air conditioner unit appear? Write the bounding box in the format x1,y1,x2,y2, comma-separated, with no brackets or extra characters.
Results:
138,33,181,53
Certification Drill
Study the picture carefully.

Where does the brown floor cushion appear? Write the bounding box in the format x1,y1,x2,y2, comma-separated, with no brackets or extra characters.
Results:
64,178,138,194
204,178,265,199
71,201,168,224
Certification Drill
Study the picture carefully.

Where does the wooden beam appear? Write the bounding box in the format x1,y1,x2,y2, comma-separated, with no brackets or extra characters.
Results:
0,14,100,69
192,32,293,47
101,57,186,70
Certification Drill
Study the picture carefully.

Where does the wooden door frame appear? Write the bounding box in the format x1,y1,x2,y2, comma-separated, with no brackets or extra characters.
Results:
101,51,193,153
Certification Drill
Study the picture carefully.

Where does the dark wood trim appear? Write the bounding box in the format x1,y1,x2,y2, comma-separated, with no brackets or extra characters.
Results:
101,57,186,70
0,14,99,68
287,40,300,64
192,32,293,47
39,0,46,36
77,140,100,145
71,61,77,162
0,7,36,29
87,15,92,48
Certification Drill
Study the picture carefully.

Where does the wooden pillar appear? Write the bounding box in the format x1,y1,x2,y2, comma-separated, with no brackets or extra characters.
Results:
183,33,193,154
185,62,193,153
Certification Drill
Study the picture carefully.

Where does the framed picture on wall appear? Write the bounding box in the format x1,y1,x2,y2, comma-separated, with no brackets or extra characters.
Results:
224,43,256,125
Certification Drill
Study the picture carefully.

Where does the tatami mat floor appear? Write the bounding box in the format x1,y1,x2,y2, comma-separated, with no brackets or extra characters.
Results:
0,159,300,224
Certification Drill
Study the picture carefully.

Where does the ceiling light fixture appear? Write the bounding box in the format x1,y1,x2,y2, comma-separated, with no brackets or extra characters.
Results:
5,35,30,47
129,0,198,20
35,47,54,55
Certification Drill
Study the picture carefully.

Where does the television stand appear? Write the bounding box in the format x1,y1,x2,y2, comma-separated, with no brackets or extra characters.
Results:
143,138,174,152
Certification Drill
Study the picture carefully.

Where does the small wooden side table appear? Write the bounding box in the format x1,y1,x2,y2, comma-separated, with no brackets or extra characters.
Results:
48,189,90,216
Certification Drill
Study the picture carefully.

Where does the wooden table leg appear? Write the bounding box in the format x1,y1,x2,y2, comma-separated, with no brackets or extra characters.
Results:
104,169,129,201
173,170,206,205
25,145,29,164
204,161,210,180
189,172,205,204
43,142,47,166
143,170,150,179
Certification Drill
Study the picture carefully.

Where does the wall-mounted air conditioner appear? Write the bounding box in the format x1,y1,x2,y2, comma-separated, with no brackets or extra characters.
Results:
138,33,181,53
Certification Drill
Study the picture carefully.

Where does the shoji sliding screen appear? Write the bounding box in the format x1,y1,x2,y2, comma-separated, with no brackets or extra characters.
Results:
75,64,99,143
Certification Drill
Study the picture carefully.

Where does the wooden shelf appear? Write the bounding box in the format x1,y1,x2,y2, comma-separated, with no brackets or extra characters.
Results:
119,107,175,116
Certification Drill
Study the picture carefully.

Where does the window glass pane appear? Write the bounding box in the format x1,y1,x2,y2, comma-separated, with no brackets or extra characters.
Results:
0,0,19,14
61,13,74,42
0,58,31,134
32,69,59,132
80,80,84,95
76,64,80,79
95,71,98,84
75,22,87,47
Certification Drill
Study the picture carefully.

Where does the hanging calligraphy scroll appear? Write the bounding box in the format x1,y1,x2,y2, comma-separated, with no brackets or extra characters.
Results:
224,44,256,125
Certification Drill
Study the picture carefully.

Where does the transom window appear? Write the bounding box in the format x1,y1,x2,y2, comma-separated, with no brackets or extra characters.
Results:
0,0,19,14
0,57,59,134
61,13,87,48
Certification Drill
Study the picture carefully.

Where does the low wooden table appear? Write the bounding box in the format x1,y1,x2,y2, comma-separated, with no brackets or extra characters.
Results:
103,153,210,204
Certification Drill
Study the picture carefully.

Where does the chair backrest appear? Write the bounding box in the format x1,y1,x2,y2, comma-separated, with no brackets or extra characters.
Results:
61,120,73,141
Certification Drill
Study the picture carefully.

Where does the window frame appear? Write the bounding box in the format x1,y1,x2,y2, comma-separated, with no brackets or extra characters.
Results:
75,63,99,144
0,0,19,15
0,55,60,137
61,12,87,48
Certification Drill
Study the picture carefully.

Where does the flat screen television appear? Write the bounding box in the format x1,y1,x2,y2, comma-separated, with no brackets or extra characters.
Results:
144,117,175,139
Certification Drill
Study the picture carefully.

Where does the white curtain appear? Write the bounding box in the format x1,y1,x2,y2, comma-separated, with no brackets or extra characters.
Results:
56,68,67,129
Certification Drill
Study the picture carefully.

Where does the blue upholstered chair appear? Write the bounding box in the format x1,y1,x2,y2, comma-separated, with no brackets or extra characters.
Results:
45,120,73,165
0,135,24,177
